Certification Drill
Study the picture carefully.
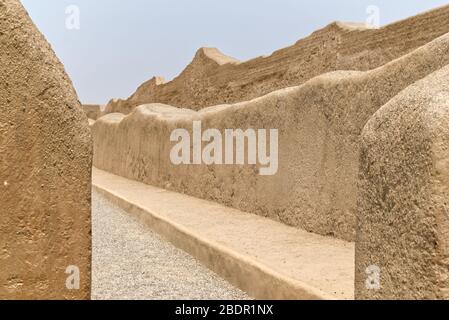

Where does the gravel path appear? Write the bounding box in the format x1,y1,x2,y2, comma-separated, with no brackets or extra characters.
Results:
92,191,250,300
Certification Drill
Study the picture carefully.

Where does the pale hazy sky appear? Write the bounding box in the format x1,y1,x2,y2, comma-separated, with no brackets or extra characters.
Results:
21,0,449,104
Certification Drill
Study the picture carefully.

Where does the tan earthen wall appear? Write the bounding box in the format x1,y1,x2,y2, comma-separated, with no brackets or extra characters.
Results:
92,33,449,241
355,65,449,300
0,0,92,300
83,104,103,120
102,5,449,114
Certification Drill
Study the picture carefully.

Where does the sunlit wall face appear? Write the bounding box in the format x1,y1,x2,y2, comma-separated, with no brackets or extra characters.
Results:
21,0,449,104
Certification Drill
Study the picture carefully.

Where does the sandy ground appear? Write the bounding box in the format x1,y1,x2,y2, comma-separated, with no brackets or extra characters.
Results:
91,190,250,300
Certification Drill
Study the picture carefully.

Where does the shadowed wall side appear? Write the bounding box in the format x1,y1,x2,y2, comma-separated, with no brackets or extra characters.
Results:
355,65,449,300
0,0,92,300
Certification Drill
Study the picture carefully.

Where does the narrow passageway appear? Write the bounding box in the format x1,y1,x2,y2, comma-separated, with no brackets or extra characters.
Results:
91,191,250,300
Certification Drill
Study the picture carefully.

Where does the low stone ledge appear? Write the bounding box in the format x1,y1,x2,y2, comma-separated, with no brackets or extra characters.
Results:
93,168,355,300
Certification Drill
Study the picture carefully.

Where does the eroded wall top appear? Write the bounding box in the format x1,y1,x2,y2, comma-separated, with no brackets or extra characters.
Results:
102,4,449,114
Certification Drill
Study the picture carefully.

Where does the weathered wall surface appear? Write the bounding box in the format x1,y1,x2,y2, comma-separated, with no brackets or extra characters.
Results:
0,0,92,300
103,5,449,114
355,65,449,300
83,104,103,120
92,33,449,242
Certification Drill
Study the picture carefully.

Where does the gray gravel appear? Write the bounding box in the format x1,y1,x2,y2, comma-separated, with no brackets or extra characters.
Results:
91,191,250,300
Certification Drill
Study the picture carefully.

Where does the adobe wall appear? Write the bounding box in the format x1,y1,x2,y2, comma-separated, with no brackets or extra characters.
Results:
0,0,92,300
92,32,449,242
83,104,103,120
102,5,449,114
355,65,449,300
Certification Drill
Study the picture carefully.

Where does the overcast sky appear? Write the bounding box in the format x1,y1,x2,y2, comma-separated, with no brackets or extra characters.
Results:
21,0,449,104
